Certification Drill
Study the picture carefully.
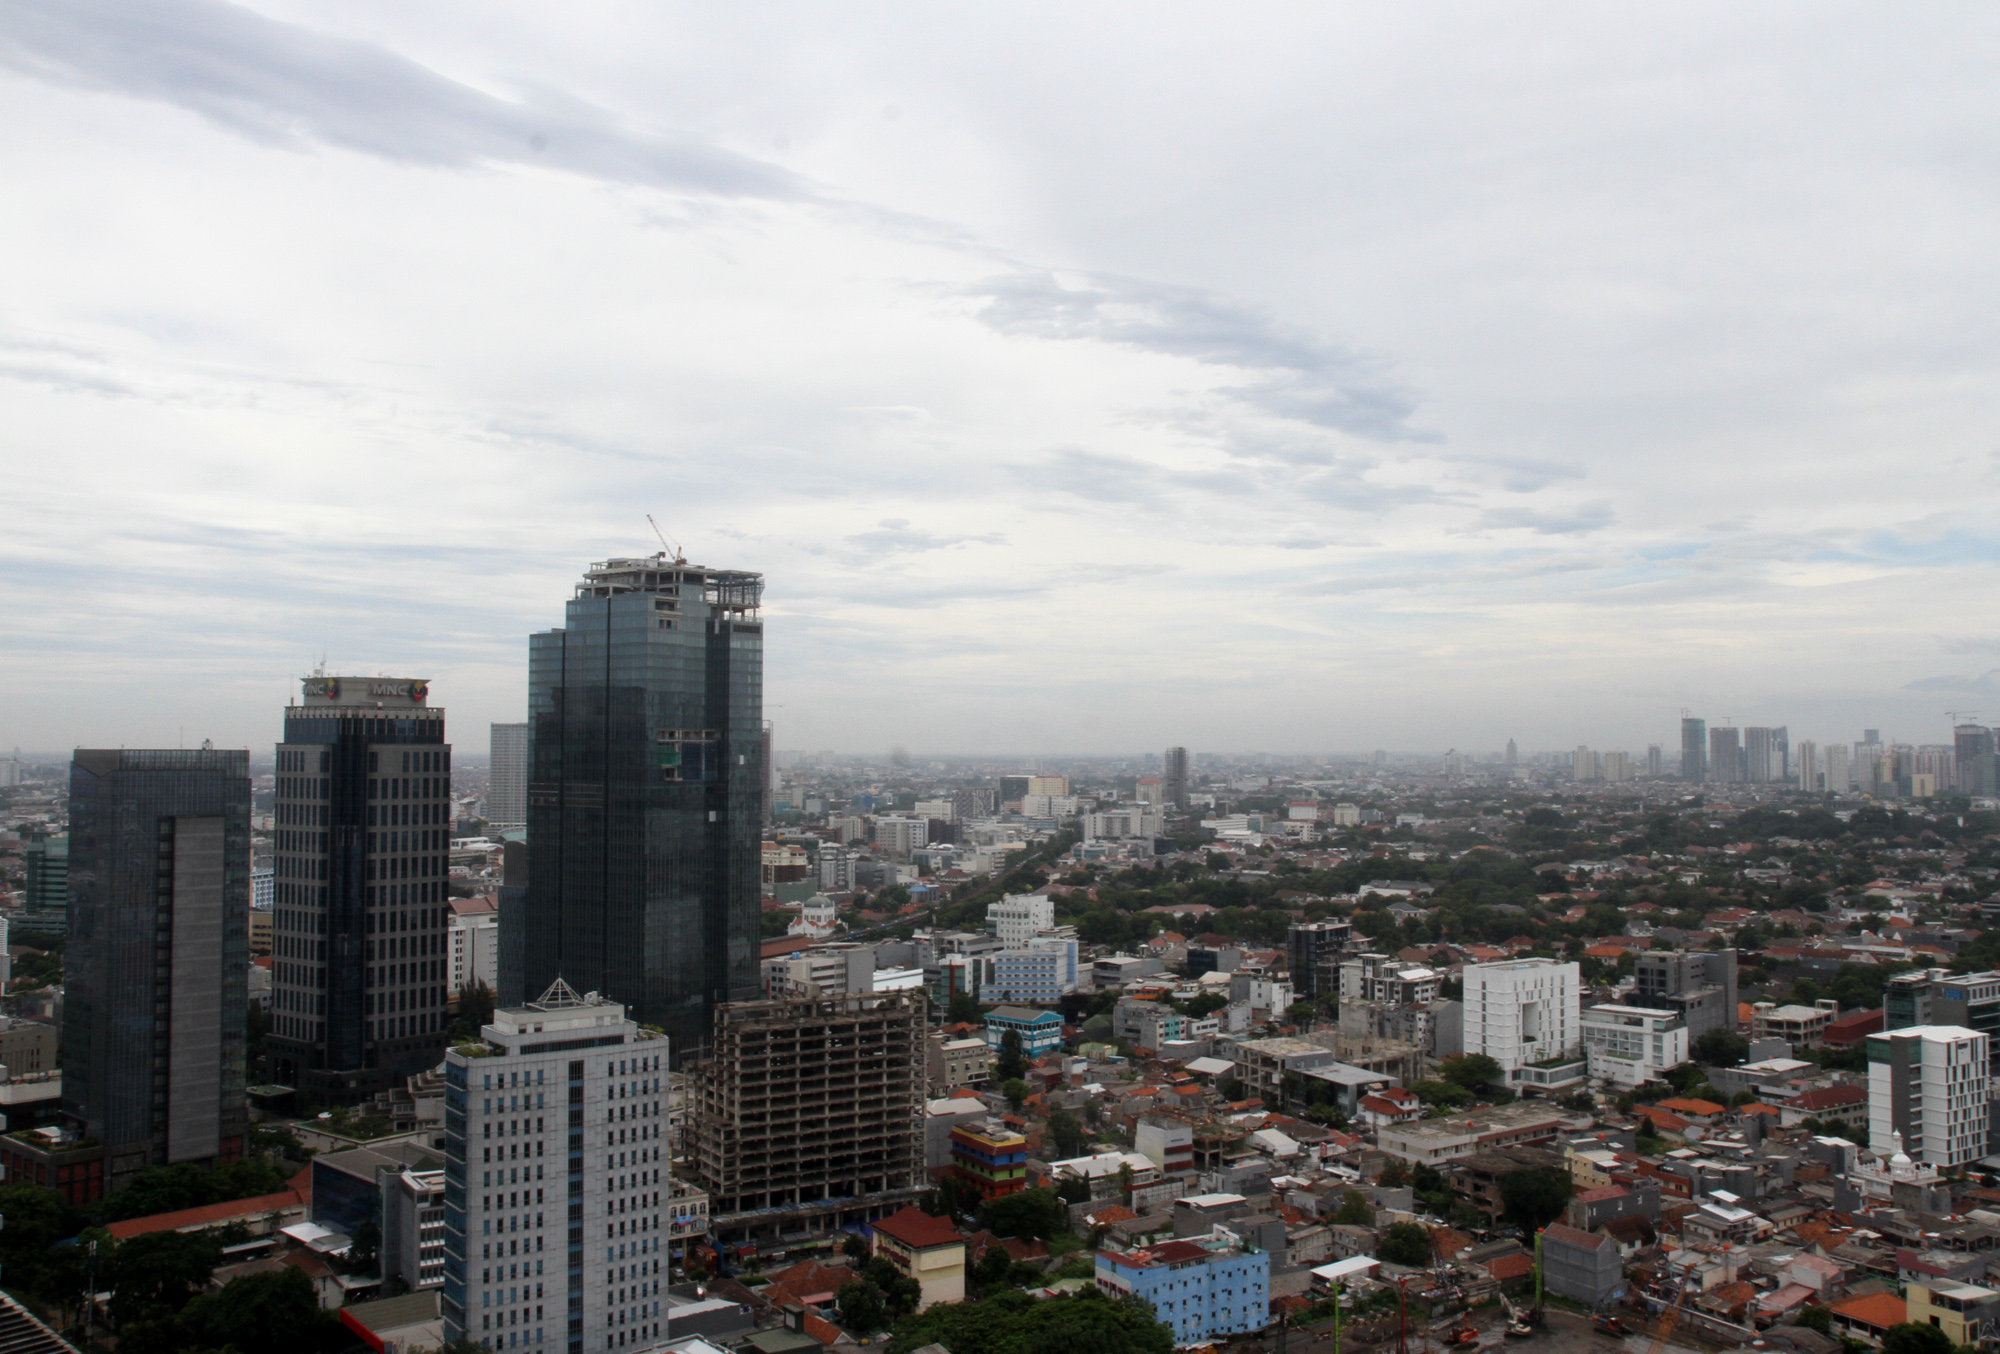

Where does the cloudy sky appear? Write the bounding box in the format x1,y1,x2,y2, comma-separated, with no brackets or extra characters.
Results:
4,2,1999,759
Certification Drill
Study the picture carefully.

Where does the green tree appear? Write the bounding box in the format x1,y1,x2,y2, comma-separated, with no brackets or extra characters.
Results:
108,1230,224,1326
1440,1054,1504,1091
995,1029,1028,1081
1002,1078,1032,1111
864,1256,922,1316
838,1278,887,1335
1692,1028,1750,1067
1880,1323,1955,1354
978,1186,1070,1240
1378,1221,1434,1266
976,1242,1015,1291
1497,1167,1573,1236
948,991,984,1025
346,1218,381,1273
1334,1190,1373,1226
1047,1109,1088,1160
450,980,497,1042
1378,1158,1411,1188
1411,1079,1473,1109
175,1266,340,1354
1797,1306,1832,1335
885,1287,1172,1354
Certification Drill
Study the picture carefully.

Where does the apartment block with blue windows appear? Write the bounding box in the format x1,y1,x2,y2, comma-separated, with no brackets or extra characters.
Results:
1095,1229,1270,1344
983,1006,1065,1056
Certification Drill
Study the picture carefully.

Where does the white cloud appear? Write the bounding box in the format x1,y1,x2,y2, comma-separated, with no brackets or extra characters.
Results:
2,1,1999,755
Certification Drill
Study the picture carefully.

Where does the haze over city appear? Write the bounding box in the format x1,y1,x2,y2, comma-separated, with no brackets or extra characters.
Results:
5,4,2000,756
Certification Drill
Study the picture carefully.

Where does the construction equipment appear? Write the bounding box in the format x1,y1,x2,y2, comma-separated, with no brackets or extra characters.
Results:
1441,1320,1481,1346
646,514,686,564
1592,1314,1632,1336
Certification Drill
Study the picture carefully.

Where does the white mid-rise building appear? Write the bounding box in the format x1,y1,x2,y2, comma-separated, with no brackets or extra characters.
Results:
986,894,1056,947
1465,958,1581,1078
874,816,930,855
1867,1024,1992,1168
449,896,500,994
443,982,668,1354
1581,1004,1687,1087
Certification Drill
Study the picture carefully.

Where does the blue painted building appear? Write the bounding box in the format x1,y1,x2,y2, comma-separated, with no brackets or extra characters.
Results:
983,1006,1065,1056
1095,1229,1271,1344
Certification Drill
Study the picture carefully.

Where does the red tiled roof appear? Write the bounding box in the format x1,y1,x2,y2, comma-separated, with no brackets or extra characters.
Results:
1658,1098,1726,1117
1829,1293,1905,1331
106,1184,310,1240
1575,1185,1628,1202
1792,1085,1867,1110
873,1207,961,1251
1542,1222,1610,1252
1486,1254,1534,1280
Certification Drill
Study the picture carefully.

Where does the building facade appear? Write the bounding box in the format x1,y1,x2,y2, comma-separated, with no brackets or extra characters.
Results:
489,723,529,827
517,554,764,1064
1581,1005,1687,1087
983,1006,1065,1056
1286,921,1353,1003
1633,950,1738,1043
450,896,501,994
64,748,250,1193
1681,717,1707,782
986,894,1055,947
1163,747,1190,813
383,1165,448,1292
1094,1230,1271,1345
442,983,667,1354
871,1206,966,1310
266,676,452,1100
1868,1025,1991,1168
947,1120,1027,1202
683,992,925,1218
1464,959,1580,1079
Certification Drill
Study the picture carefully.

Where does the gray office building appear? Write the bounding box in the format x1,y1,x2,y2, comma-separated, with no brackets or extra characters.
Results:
1634,950,1738,1043
1958,724,1998,796
1287,920,1353,1002
1709,726,1743,783
489,722,529,827
64,748,251,1193
266,677,453,1100
1680,718,1706,783
514,552,764,1062
1163,746,1191,812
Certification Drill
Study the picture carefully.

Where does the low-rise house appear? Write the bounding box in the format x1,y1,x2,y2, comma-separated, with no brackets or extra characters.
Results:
870,1207,966,1311
1599,1214,1656,1256
1540,1223,1621,1305
1826,1292,1906,1347
1748,1283,1817,1327
1905,1281,2000,1347
1445,1146,1567,1223
1779,1085,1868,1130
1356,1087,1424,1129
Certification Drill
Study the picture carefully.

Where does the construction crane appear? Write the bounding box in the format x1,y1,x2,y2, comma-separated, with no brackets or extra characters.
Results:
1949,711,1982,726
646,514,685,565
1642,1270,1691,1354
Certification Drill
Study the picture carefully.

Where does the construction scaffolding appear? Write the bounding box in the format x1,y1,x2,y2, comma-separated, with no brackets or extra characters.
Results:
685,991,927,1217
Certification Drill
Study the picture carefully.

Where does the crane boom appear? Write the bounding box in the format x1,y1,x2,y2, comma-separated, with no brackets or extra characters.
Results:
646,515,685,564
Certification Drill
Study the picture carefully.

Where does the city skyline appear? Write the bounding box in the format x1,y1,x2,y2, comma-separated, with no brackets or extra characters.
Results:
7,7,2000,756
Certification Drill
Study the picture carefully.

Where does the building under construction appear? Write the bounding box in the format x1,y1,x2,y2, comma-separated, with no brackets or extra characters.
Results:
684,991,927,1250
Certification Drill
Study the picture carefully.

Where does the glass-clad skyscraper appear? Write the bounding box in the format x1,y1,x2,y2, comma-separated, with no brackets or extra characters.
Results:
266,676,452,1100
65,748,250,1193
516,553,764,1062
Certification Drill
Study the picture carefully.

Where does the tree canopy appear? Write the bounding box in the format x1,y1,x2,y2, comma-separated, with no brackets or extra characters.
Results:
885,1287,1173,1354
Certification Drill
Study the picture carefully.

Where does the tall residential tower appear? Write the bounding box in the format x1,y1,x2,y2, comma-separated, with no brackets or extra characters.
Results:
490,723,530,827
266,676,452,1099
1162,746,1190,813
515,553,764,1061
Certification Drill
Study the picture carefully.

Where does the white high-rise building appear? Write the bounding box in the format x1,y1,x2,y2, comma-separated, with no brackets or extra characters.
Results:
1464,958,1581,1079
1581,1004,1687,1087
443,982,668,1354
449,896,500,993
986,894,1056,947
489,723,528,827
1867,1024,1991,1169
1601,751,1631,783
1797,740,1819,791
1825,743,1852,793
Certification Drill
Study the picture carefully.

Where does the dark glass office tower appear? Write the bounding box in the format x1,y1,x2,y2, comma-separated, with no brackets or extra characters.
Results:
1680,717,1707,782
65,748,250,1193
516,553,764,1062
266,677,452,1100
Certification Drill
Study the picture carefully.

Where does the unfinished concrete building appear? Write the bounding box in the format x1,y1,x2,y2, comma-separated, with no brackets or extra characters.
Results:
684,991,927,1248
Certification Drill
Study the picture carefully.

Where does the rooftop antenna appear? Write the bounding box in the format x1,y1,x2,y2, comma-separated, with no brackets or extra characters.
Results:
647,515,686,565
